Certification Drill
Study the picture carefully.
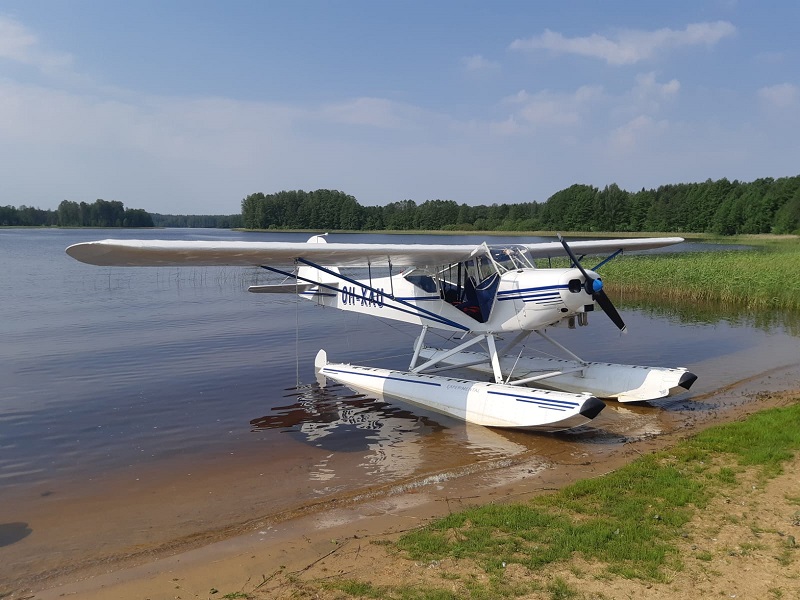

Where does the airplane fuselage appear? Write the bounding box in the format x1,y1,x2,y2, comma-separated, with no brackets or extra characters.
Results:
305,266,600,334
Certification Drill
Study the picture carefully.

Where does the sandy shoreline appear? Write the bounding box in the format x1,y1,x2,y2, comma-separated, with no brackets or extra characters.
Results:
11,360,797,600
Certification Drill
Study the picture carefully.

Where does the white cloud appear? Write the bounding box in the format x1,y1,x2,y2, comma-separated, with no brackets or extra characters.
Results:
629,72,680,114
758,83,799,109
320,97,426,130
0,15,73,72
488,116,521,135
0,80,316,211
503,85,604,128
635,72,680,97
462,54,500,73
510,21,736,65
0,81,298,161
609,115,668,152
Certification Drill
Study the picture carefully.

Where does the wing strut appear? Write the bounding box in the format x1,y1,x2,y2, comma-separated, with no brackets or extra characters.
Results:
409,325,428,370
591,248,623,271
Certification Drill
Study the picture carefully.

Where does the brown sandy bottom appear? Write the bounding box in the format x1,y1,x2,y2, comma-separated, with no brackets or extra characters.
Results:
20,366,800,600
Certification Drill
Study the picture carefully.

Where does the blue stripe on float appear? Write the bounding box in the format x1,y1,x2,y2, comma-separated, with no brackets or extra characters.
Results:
487,389,578,408
514,398,567,411
323,368,442,387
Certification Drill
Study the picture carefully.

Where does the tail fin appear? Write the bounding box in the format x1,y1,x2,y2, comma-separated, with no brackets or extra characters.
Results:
298,235,340,286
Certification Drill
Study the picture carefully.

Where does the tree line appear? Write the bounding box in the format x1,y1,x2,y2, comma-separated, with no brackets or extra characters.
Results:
0,199,154,227
241,175,800,235
150,213,242,228
4,174,799,234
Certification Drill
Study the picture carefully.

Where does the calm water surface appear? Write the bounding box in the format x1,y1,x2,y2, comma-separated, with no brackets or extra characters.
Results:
1,228,798,591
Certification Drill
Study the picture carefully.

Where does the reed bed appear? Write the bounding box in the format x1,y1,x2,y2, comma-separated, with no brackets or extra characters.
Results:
600,242,800,312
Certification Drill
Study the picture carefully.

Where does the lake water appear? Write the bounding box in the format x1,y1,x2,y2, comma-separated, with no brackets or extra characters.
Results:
1,228,799,592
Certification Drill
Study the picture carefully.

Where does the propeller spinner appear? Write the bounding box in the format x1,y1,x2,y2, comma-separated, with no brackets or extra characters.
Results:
558,234,627,332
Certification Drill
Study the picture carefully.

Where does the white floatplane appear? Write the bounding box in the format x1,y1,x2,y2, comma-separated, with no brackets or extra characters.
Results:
66,234,697,431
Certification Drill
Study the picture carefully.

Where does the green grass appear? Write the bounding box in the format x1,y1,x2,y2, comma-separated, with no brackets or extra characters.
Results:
600,239,800,312
397,452,703,582
382,401,800,598
534,237,800,312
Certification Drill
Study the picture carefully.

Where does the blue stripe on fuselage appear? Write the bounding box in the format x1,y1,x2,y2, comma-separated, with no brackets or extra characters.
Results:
497,284,568,303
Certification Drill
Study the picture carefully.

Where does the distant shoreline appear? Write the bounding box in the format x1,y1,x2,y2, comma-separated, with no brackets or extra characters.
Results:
3,224,799,242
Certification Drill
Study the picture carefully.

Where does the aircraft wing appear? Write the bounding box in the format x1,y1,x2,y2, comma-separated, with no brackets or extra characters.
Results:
66,236,685,268
521,237,685,258
65,239,485,268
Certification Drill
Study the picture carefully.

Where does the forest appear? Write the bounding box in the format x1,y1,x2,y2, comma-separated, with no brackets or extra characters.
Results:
241,175,800,235
3,174,799,234
0,199,153,228
150,213,242,228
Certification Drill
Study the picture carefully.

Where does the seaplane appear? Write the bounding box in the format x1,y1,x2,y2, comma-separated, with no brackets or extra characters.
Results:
66,234,697,432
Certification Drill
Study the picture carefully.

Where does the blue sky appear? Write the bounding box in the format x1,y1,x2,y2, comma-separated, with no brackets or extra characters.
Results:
1,1,798,214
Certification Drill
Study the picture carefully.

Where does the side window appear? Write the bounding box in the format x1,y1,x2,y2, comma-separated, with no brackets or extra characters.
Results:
404,274,438,293
464,258,481,285
478,256,494,280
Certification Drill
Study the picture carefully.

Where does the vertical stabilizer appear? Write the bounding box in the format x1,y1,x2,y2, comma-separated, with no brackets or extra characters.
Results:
298,234,341,285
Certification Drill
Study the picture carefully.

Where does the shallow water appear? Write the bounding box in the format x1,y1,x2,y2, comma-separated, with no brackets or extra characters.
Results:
1,228,798,591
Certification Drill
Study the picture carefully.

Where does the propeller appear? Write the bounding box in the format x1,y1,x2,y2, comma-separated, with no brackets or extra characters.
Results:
558,234,627,332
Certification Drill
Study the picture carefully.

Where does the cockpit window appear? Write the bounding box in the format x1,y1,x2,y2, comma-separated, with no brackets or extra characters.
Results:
403,270,439,293
487,246,535,272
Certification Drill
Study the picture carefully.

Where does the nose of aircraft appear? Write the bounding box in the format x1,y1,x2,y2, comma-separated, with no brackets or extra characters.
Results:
558,235,627,333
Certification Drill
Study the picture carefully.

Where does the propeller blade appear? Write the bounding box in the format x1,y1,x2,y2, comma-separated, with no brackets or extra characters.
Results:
557,233,591,280
558,233,626,332
595,289,627,332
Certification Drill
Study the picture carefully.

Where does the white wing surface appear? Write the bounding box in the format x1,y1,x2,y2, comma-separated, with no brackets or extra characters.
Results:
66,237,684,268
65,239,484,268
521,237,685,258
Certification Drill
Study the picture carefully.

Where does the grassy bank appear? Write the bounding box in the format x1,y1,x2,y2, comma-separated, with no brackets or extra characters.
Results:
316,398,800,599
600,237,800,312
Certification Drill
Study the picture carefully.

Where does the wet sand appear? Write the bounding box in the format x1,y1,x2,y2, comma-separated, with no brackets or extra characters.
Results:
9,360,799,600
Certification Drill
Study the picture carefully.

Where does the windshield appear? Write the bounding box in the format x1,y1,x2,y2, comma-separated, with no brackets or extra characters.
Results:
486,245,535,272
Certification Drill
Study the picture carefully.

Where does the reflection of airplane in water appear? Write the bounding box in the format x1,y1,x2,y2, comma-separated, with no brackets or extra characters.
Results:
251,383,527,482
250,383,447,447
